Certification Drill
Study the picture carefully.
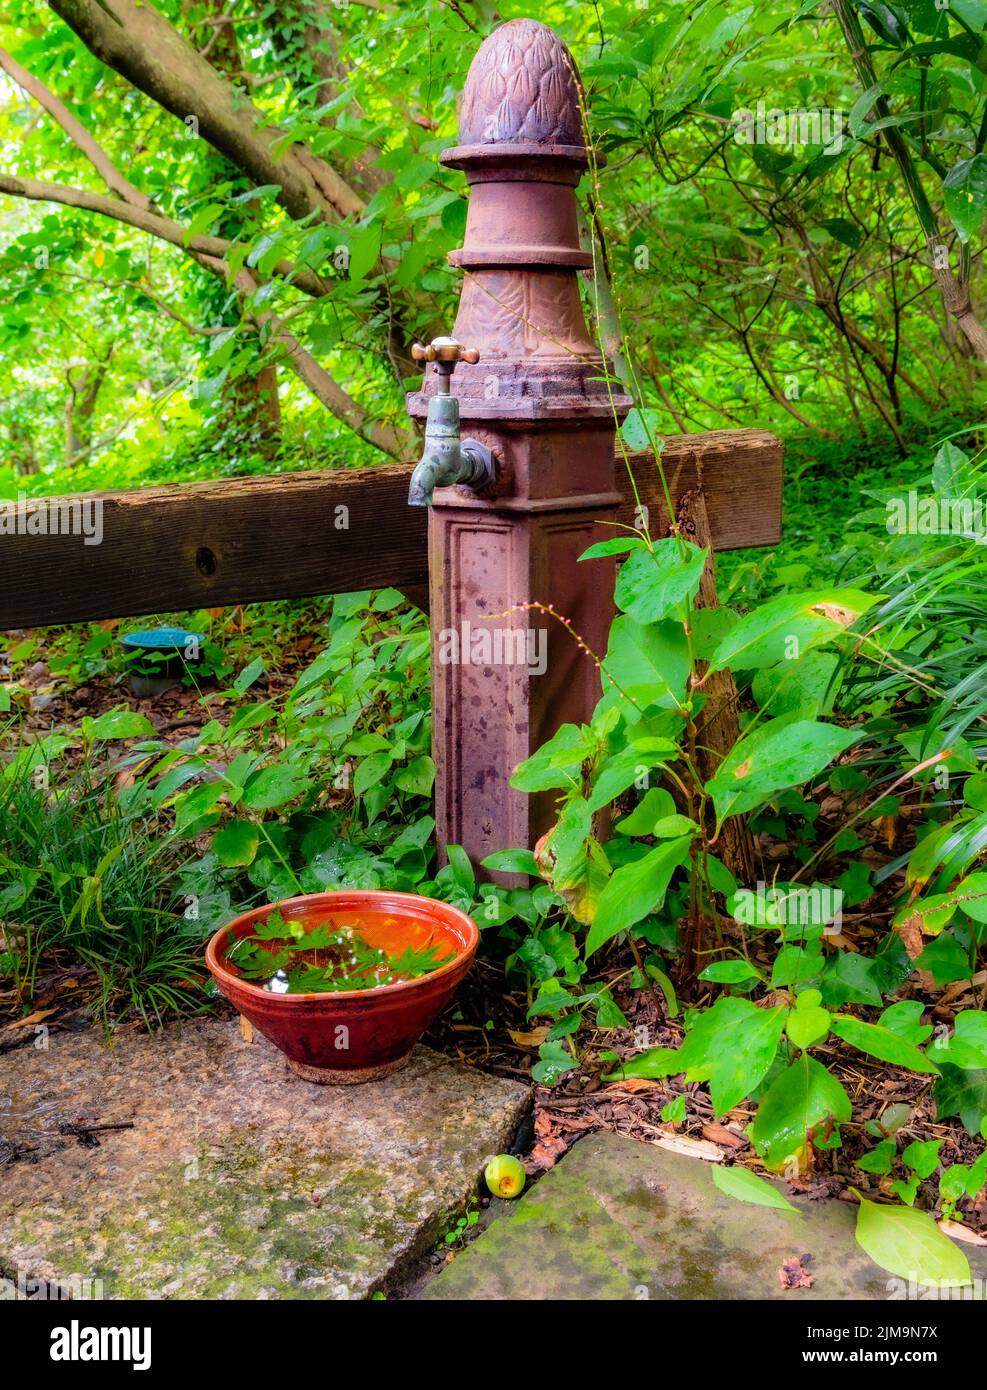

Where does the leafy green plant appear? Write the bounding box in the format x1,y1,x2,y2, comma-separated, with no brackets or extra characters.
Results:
939,1150,987,1221
857,1134,944,1205
500,431,987,1271
443,1197,480,1248
227,908,454,993
0,732,200,1026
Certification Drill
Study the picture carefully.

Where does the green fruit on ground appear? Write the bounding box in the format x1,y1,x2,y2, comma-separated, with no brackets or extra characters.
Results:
484,1153,526,1199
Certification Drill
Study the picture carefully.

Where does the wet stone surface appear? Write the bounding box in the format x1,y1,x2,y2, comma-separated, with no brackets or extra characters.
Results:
422,1130,987,1301
0,1019,529,1299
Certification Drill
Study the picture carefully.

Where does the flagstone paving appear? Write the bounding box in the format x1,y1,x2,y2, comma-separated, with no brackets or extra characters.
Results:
421,1130,987,1301
0,1018,528,1300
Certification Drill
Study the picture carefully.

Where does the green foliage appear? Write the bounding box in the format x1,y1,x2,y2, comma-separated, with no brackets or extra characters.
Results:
711,1163,799,1214
854,1194,971,1286
1,0,986,1285
228,908,454,993
0,750,200,1026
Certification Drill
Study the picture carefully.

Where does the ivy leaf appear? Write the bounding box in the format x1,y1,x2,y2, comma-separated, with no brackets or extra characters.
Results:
878,1000,933,1047
750,1053,851,1171
785,989,832,1050
821,950,884,1007
711,1163,799,1214
675,996,787,1117
857,1139,897,1175
708,589,877,673
902,1138,942,1180
928,1011,987,1070
585,835,690,956
933,1066,987,1135
830,1015,940,1074
706,717,861,822
916,934,973,987
212,819,259,868
943,154,987,244
771,945,824,990
614,539,707,623
854,1195,971,1286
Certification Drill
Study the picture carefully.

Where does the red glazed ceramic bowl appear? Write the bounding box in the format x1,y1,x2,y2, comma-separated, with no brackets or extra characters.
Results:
206,890,479,1085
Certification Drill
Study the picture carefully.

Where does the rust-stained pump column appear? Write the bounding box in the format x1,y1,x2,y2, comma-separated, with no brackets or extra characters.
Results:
407,18,631,871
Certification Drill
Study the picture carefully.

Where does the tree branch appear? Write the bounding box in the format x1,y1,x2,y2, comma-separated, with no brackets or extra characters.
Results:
0,173,330,298
47,0,365,223
234,272,412,460
0,44,155,213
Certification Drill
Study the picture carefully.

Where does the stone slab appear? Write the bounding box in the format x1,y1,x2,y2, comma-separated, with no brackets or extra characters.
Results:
0,1018,529,1299
421,1131,987,1301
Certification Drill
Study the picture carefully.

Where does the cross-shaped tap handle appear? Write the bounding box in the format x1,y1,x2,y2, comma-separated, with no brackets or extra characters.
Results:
411,336,480,366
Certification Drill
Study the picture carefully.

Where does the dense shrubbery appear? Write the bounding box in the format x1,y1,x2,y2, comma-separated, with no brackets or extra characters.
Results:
3,0,987,1283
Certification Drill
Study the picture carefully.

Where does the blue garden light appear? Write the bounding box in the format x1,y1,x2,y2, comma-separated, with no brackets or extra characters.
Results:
120,626,205,696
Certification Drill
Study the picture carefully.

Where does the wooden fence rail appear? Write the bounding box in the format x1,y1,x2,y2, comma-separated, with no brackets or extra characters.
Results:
0,429,781,629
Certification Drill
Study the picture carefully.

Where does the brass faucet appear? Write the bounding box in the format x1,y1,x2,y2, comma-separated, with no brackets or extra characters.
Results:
408,337,495,506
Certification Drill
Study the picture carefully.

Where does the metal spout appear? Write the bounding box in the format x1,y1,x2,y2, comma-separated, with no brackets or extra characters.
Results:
407,336,494,506
408,392,494,507
408,455,447,507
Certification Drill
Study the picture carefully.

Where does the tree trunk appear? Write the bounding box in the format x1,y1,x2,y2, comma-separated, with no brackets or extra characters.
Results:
64,348,112,464
8,419,38,475
674,486,758,889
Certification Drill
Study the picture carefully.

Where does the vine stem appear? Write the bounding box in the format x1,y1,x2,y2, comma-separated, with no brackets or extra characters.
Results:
481,598,643,713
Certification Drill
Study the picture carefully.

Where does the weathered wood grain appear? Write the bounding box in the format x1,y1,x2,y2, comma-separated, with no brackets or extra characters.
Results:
0,429,781,628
